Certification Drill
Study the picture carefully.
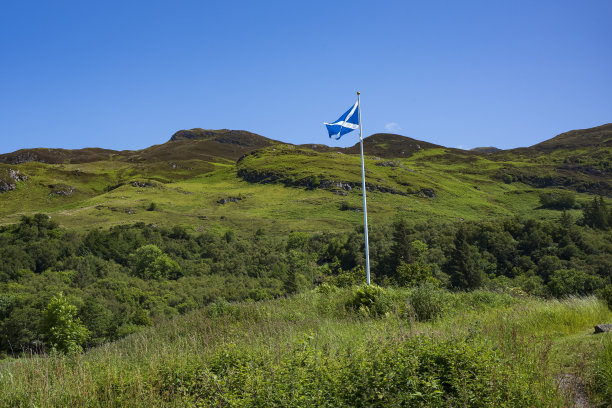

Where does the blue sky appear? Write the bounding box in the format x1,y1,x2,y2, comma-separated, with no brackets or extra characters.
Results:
1,0,611,153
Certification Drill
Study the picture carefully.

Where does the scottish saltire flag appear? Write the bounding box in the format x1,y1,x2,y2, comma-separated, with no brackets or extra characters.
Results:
324,100,359,140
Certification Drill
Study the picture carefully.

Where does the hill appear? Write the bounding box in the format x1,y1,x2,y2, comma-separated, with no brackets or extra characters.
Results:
530,123,612,151
343,133,444,158
0,124,609,232
470,146,501,154
0,129,282,165
1,125,612,407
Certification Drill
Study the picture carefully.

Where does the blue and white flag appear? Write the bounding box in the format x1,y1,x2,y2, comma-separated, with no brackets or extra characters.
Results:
324,100,359,140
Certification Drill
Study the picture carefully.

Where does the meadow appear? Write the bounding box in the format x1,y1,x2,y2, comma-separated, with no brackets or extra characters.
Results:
1,286,611,407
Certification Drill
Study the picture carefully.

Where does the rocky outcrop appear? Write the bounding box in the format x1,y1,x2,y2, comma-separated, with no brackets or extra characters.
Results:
421,188,436,198
217,196,245,204
131,181,158,188
49,184,76,196
237,167,435,198
594,324,612,333
375,160,404,168
0,169,28,193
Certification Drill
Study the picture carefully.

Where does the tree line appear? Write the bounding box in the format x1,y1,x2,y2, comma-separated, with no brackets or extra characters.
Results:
0,197,611,355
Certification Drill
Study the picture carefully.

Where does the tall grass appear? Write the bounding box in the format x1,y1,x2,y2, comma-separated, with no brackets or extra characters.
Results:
0,288,610,407
589,335,612,406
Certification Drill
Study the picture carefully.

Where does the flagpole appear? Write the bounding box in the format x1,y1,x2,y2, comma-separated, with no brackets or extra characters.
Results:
357,91,371,285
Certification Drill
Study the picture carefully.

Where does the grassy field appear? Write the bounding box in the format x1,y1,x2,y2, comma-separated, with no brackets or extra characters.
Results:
0,287,610,407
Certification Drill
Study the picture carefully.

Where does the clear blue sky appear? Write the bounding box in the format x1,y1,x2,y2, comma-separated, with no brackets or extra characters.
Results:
1,0,611,154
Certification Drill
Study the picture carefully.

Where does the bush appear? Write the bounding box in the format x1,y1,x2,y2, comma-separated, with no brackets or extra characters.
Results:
131,245,181,280
407,282,449,321
329,266,366,288
347,284,392,316
547,268,604,297
539,190,576,210
41,293,89,354
158,337,548,407
599,285,612,311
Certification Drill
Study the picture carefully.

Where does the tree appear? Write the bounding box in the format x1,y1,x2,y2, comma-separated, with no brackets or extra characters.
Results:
390,219,412,262
547,268,603,297
583,196,610,229
388,218,413,277
396,240,437,287
447,228,483,289
131,244,181,280
41,293,89,354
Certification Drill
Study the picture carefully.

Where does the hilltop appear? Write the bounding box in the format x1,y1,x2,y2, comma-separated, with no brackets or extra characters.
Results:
0,129,282,165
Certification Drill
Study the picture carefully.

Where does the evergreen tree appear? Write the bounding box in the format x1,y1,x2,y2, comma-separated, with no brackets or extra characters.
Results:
583,196,610,229
447,227,483,289
389,218,412,276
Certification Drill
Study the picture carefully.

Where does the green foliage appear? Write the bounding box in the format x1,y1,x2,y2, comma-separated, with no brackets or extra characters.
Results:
146,202,157,211
286,231,309,251
158,336,548,407
448,227,484,289
40,293,89,354
0,214,611,356
583,196,611,229
599,285,612,311
328,266,366,288
539,190,576,210
502,173,518,184
591,337,612,406
547,268,603,297
0,287,609,406
396,240,439,286
224,229,235,243
347,284,392,316
407,282,449,321
131,244,181,280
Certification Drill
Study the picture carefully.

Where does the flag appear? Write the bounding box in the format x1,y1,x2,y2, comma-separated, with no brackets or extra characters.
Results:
324,100,359,140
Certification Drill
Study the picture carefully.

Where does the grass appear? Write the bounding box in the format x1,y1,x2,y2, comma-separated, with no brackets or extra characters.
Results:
1,288,610,407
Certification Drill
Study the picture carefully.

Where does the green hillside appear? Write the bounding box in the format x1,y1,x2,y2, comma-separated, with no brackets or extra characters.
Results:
1,124,612,406
0,124,610,233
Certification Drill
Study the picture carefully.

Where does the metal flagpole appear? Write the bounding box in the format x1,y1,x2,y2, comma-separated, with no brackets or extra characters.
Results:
357,91,371,285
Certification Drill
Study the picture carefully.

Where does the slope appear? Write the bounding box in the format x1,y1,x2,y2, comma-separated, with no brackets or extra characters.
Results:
0,125,609,233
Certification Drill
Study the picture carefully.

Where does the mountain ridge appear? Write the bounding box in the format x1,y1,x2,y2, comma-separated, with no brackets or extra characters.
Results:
2,123,610,164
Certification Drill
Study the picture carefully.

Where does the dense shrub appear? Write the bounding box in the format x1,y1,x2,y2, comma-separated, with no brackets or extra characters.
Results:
347,284,393,316
599,285,612,311
40,293,89,354
1,212,611,355
407,282,449,321
547,268,603,297
539,190,576,209
158,337,549,407
583,196,611,229
131,244,181,280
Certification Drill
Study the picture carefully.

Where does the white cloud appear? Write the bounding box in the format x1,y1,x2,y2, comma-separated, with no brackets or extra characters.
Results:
385,122,401,132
